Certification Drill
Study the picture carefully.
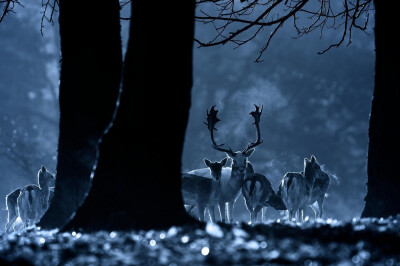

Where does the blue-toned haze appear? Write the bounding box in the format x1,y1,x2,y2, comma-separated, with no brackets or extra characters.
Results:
0,1,375,230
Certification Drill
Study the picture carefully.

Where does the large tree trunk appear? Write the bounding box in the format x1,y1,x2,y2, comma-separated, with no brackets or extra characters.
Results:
63,0,197,231
39,0,122,229
362,1,400,218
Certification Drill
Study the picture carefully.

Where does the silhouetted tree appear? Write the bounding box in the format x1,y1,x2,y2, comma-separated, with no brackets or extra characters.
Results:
63,0,196,231
361,1,400,218
37,0,123,229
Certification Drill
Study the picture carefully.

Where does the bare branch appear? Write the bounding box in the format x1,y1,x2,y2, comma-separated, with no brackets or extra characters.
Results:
40,0,59,36
0,0,23,24
196,0,374,61
120,0,131,20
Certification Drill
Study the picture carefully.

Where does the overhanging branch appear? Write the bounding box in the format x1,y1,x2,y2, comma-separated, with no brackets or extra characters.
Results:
195,0,373,60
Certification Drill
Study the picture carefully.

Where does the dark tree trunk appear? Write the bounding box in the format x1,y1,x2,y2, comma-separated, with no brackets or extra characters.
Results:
39,0,122,229
63,0,197,231
362,1,400,217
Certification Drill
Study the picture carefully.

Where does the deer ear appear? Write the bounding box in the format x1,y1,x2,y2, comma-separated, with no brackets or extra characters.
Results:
244,149,255,158
41,165,46,172
311,155,316,163
203,159,212,167
220,157,228,167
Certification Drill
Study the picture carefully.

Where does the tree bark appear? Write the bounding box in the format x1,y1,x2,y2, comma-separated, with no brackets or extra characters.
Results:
63,0,197,231
39,0,122,229
362,1,400,218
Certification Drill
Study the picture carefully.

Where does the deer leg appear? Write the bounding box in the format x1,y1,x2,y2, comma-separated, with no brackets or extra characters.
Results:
253,205,263,224
217,205,221,222
250,210,254,224
317,195,325,219
197,205,206,222
218,202,225,223
185,205,195,213
260,208,264,223
244,198,252,224
296,208,302,223
261,207,267,223
225,202,230,223
35,206,42,224
226,202,235,224
13,218,23,232
208,207,216,223
8,216,18,233
5,212,18,233
300,208,305,223
292,209,299,222
19,209,26,231
309,203,318,219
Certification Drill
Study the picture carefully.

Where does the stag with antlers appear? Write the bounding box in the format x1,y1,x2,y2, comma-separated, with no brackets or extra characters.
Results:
205,104,263,223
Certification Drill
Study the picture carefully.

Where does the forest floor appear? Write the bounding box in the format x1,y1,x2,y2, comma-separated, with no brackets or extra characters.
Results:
0,216,399,265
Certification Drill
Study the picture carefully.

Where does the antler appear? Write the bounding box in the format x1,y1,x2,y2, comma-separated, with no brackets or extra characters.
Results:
243,104,263,153
204,105,234,155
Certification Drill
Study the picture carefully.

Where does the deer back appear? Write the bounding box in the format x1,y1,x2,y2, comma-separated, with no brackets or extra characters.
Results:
242,173,273,207
279,172,309,211
309,170,330,204
18,184,42,218
181,173,219,207
188,168,212,179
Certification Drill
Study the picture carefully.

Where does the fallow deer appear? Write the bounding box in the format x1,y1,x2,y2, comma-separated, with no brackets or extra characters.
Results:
204,105,263,223
304,156,330,219
17,166,56,230
242,173,275,224
182,158,227,222
279,156,324,222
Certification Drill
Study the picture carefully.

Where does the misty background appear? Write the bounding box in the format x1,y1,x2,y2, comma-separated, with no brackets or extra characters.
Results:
0,1,374,230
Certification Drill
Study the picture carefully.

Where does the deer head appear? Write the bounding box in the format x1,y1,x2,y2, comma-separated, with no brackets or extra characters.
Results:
38,166,56,189
204,157,228,181
303,155,321,186
204,105,263,175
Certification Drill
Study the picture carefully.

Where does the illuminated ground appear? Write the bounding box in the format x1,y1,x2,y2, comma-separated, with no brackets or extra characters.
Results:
1,216,399,265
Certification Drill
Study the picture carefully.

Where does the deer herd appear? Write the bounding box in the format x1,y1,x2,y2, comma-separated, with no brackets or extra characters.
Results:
181,105,331,225
4,105,331,233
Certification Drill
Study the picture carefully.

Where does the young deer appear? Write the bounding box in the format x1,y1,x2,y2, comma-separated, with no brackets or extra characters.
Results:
17,166,56,230
242,173,275,224
204,105,263,224
279,156,322,222
182,158,227,222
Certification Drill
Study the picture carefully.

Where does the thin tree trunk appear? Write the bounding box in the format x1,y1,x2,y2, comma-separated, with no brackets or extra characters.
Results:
64,0,197,231
39,0,122,229
362,1,400,217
